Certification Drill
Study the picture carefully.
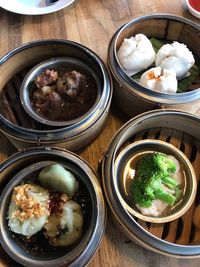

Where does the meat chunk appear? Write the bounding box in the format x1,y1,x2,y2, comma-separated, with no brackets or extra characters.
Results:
31,68,97,122
57,71,87,100
33,86,63,113
35,69,58,88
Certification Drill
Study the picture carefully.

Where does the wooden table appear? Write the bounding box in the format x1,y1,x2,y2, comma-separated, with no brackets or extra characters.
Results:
0,0,200,266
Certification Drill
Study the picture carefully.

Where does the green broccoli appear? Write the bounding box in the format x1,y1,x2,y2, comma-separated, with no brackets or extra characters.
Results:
130,152,179,208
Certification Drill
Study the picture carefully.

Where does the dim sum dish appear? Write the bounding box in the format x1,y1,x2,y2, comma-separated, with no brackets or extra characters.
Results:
102,109,200,257
0,40,112,150
117,33,156,76
108,14,200,116
20,57,100,127
113,139,196,223
0,148,106,267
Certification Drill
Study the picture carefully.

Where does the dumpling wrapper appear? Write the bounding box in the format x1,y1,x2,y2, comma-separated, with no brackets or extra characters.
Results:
117,33,156,76
44,200,83,246
155,41,195,79
8,184,49,237
38,164,79,198
139,66,178,93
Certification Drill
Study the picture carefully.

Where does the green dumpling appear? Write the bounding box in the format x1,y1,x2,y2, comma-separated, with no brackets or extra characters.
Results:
38,164,79,197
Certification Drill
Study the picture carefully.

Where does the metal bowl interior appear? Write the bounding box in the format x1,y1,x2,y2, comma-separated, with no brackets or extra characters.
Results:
114,139,197,223
20,57,101,127
0,148,106,267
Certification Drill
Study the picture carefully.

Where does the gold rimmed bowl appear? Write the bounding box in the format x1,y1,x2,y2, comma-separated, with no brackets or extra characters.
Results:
113,139,197,223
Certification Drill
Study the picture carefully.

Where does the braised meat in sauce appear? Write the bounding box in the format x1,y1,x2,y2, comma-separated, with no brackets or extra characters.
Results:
32,69,97,122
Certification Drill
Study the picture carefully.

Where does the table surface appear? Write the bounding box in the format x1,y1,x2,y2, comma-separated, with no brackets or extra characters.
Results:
0,0,200,266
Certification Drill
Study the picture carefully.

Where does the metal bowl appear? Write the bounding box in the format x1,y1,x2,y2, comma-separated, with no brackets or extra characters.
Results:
0,40,112,150
0,147,106,267
108,14,200,117
114,139,197,223
20,57,101,127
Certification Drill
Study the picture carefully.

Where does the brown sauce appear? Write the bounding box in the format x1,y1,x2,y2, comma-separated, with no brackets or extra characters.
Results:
31,69,98,122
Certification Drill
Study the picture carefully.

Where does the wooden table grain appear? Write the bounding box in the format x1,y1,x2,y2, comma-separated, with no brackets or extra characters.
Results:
0,0,200,266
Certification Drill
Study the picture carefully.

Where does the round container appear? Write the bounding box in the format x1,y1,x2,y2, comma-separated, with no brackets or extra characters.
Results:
114,139,197,223
0,40,112,151
185,0,200,19
0,147,106,267
108,14,200,117
20,57,102,127
102,109,200,258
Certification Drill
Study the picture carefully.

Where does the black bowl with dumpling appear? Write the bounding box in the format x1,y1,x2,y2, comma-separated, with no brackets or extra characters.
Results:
0,147,106,267
108,13,200,117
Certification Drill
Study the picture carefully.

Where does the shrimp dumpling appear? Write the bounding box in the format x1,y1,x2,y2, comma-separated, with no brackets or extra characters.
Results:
38,164,79,198
8,184,50,237
139,66,177,93
117,34,156,76
44,200,83,246
155,42,195,79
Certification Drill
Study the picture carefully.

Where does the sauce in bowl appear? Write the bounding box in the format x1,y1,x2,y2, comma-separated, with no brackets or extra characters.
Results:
189,0,200,12
31,68,98,122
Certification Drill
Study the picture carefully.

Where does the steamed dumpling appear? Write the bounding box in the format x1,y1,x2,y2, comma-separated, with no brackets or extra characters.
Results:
155,42,195,79
139,66,177,93
117,34,156,76
8,184,50,237
38,164,79,198
44,200,83,246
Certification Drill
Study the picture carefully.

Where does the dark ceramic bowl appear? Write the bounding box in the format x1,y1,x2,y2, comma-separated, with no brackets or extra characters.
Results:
0,147,106,267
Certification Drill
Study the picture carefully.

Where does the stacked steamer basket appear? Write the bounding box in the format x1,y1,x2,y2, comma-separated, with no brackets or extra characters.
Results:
0,40,111,266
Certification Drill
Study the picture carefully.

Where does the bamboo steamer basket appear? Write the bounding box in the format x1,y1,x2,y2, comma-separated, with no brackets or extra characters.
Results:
102,109,200,258
108,14,200,117
0,40,112,151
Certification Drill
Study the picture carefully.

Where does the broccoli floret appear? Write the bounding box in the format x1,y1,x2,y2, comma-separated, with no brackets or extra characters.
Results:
130,152,179,208
155,153,176,173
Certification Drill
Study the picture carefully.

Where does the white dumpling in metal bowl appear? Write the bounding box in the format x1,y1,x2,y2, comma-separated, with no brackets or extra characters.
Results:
38,164,79,198
8,184,50,237
44,200,84,246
